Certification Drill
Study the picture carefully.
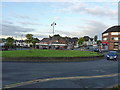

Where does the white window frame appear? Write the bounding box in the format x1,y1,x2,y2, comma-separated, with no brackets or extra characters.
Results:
103,38,107,41
111,32,119,35
103,33,108,36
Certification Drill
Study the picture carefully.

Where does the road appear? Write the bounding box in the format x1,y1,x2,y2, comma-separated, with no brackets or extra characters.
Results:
2,53,120,88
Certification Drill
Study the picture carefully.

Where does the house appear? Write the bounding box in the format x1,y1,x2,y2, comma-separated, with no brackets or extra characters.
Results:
39,37,67,49
39,35,78,49
102,25,120,50
14,40,34,47
39,38,50,49
0,38,7,47
66,37,78,49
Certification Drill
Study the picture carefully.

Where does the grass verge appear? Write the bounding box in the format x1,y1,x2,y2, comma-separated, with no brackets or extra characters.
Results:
1,49,102,58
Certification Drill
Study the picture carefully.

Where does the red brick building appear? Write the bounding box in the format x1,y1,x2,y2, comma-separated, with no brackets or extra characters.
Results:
39,35,78,49
102,25,120,50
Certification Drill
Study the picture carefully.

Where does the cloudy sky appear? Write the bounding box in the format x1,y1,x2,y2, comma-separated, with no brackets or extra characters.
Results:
1,0,118,40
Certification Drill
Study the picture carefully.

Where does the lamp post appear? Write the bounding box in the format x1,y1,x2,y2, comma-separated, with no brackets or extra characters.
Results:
51,22,56,49
51,22,56,35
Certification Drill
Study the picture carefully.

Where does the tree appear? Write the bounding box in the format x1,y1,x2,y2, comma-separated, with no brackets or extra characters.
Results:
90,38,93,41
52,34,61,40
32,38,39,48
5,37,14,49
94,35,98,42
97,40,102,45
25,34,33,47
83,36,90,41
78,37,84,45
53,34,61,37
26,34,33,40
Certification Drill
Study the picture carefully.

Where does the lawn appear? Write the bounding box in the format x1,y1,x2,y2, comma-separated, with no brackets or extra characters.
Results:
1,49,102,58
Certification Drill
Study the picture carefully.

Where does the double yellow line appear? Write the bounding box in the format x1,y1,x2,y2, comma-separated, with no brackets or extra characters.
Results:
3,73,120,89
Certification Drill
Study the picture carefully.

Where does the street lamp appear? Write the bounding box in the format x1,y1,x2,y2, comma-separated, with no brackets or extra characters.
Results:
51,22,56,49
51,22,56,35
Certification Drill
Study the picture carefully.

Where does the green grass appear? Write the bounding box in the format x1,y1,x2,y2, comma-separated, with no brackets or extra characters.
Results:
1,49,102,58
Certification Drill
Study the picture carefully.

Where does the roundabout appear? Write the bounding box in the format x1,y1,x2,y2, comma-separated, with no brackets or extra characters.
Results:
2,53,119,88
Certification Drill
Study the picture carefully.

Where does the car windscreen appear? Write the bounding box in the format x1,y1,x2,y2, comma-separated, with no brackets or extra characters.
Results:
108,52,117,55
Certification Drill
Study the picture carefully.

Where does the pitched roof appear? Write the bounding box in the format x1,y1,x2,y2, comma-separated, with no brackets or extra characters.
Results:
40,38,50,42
102,25,120,34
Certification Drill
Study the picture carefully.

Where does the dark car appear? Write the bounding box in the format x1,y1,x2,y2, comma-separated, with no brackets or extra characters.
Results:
1,46,8,51
94,48,102,53
107,51,118,60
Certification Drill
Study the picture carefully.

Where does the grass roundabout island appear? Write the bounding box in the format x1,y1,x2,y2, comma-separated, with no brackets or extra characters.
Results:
1,49,104,62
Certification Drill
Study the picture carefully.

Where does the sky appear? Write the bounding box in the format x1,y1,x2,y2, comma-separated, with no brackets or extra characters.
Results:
1,0,119,40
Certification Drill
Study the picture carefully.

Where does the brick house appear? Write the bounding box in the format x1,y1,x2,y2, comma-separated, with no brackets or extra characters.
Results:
39,35,78,49
39,38,50,49
102,25,120,50
39,37,67,49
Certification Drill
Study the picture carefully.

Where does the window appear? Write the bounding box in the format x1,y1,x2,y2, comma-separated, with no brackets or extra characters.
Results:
111,37,118,40
111,38,114,40
103,38,107,41
113,42,119,50
114,45,118,49
114,37,118,40
103,33,108,36
111,32,119,35
114,42,119,45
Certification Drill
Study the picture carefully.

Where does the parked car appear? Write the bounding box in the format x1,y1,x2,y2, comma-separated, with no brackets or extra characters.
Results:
107,51,118,60
1,46,8,51
93,48,102,53
85,46,89,49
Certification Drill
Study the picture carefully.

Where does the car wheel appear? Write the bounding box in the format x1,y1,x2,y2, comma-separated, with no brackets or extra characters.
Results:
114,58,117,60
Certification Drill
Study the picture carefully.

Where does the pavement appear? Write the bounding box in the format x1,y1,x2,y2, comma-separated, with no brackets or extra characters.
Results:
2,53,120,88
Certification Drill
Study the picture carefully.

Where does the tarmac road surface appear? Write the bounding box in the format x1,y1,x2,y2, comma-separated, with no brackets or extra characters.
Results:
2,54,120,88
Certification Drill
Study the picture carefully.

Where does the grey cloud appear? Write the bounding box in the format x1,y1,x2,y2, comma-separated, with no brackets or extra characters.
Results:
55,20,109,39
2,24,35,36
12,14,39,21
27,32,51,39
55,30,83,37
17,21,49,27
54,16,61,20
84,6,117,17
4,0,118,2
77,20,110,39
2,20,13,24
33,34,49,39
58,2,117,18
13,14,30,19
19,22,41,26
